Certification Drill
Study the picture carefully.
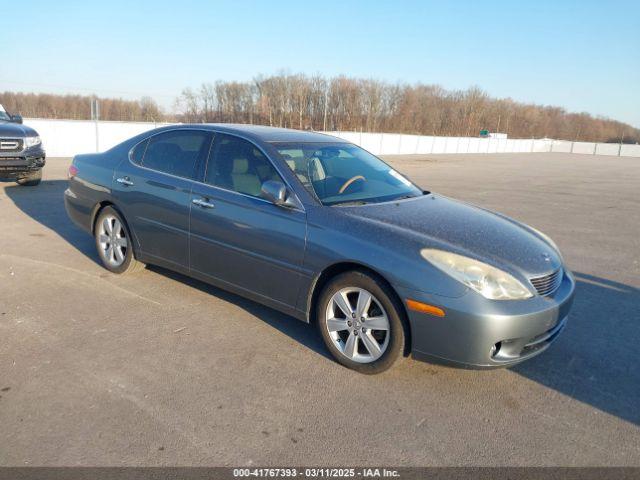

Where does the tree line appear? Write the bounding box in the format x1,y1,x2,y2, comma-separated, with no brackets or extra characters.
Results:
0,91,163,123
175,74,638,143
2,73,638,143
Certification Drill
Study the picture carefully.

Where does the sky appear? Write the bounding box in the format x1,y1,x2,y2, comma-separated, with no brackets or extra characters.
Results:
2,0,639,127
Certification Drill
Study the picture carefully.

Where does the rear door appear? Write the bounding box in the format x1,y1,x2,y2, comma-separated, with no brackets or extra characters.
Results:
189,133,307,308
113,129,213,270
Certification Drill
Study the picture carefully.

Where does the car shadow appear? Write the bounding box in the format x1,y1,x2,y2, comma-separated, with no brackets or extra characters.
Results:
3,179,329,360
3,179,99,263
5,179,640,424
145,264,330,359
512,272,640,426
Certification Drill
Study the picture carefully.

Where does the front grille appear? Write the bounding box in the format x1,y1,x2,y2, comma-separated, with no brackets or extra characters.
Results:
0,138,24,153
0,165,27,171
530,268,562,296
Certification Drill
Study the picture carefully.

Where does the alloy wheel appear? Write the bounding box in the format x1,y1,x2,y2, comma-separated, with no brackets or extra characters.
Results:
97,214,128,267
325,287,390,363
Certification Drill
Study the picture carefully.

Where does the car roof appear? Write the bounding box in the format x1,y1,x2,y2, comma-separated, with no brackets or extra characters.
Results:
164,123,345,144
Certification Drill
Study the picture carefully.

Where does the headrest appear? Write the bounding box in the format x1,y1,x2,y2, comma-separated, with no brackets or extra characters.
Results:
232,158,249,174
310,157,326,180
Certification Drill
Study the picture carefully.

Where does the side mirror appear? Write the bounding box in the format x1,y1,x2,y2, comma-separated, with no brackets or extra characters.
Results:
10,114,23,124
261,180,288,205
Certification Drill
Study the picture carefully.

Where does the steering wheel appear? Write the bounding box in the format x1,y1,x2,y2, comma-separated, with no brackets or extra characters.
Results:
338,175,367,194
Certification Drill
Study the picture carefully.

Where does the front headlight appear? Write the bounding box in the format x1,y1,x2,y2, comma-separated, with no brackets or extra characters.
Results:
25,136,41,148
420,249,533,300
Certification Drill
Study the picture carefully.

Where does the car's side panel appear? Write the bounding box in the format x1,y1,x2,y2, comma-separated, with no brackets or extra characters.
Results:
64,187,98,233
189,182,309,310
64,152,121,233
112,158,194,269
188,263,307,321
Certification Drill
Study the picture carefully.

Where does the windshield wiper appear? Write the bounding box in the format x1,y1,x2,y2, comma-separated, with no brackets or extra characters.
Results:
390,194,422,202
392,192,429,202
330,200,371,206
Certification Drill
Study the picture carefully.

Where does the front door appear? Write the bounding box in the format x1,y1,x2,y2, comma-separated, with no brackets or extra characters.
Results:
189,133,307,308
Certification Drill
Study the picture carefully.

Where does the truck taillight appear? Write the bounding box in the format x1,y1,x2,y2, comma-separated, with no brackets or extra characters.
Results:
68,165,78,179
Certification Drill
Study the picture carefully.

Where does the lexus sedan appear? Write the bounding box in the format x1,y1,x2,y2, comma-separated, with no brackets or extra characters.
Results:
64,124,574,373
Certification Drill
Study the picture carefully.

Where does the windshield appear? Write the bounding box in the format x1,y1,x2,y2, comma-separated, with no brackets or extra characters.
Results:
273,142,423,205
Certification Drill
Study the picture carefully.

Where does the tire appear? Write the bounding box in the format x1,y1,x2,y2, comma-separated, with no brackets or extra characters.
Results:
17,169,42,186
94,206,144,274
316,270,407,374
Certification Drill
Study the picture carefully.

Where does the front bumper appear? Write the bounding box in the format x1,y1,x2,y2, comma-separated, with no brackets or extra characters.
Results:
0,147,46,178
396,269,575,368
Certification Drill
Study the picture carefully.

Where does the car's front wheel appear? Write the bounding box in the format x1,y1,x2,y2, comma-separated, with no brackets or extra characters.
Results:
317,271,407,374
94,206,144,274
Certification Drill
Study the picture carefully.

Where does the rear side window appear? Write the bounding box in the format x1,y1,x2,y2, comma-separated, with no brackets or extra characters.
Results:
130,139,148,165
142,130,212,179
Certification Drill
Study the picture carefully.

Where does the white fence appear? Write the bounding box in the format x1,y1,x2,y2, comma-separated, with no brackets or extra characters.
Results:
327,131,640,158
24,118,174,157
22,118,640,158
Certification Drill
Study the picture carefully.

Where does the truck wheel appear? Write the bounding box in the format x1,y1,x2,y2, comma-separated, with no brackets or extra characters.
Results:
94,206,145,274
17,169,42,186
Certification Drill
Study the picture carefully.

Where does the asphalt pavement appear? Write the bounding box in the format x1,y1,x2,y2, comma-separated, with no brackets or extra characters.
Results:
1,152,638,466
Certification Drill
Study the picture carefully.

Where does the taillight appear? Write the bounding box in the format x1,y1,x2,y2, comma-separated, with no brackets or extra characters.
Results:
68,165,78,179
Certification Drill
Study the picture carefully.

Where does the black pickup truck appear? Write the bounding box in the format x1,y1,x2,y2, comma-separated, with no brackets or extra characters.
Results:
0,105,45,186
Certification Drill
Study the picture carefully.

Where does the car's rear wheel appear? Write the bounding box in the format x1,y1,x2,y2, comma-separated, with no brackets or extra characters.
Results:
94,206,144,274
317,270,406,374
17,169,42,186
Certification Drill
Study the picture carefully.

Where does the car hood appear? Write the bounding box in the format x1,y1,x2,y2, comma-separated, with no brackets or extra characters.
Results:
341,194,562,279
0,121,38,137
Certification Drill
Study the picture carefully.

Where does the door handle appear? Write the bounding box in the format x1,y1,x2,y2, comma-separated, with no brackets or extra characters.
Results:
116,176,134,186
192,198,215,209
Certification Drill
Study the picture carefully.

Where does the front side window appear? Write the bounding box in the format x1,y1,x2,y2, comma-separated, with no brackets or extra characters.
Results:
205,134,282,198
142,130,211,179
274,142,423,205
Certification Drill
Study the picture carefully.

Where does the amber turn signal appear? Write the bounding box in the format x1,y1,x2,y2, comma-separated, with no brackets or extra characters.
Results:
406,299,445,317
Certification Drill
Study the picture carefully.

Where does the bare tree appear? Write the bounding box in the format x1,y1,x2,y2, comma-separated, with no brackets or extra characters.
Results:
3,75,639,142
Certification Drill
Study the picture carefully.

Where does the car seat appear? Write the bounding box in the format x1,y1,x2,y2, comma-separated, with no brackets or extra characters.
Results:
285,159,310,184
231,158,262,196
